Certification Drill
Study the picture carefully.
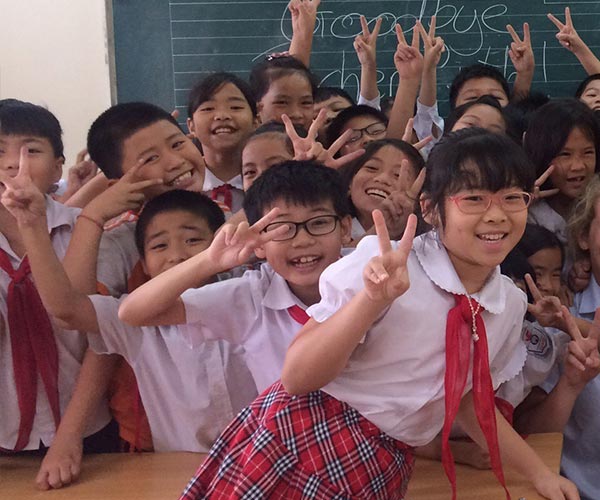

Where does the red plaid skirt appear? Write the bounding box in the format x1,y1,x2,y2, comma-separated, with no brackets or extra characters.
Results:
180,381,414,500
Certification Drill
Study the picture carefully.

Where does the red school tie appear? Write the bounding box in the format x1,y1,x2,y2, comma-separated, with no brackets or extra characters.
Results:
0,249,61,451
210,184,233,211
287,305,310,325
441,294,510,500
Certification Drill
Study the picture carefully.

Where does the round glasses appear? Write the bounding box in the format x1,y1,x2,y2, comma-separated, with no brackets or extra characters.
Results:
263,215,340,241
449,191,532,214
346,122,387,143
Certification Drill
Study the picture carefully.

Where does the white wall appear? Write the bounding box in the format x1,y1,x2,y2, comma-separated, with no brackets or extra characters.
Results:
0,0,112,169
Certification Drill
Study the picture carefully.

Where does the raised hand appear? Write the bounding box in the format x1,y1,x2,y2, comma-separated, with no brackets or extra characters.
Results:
282,110,365,169
354,16,382,69
363,209,417,303
394,21,424,81
64,149,98,193
0,146,47,226
525,273,565,329
548,7,586,54
533,165,560,200
506,23,535,75
561,307,600,389
418,16,445,72
401,117,433,150
289,0,320,35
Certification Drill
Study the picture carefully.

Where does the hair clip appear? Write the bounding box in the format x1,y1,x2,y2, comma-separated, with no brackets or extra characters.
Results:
266,51,290,61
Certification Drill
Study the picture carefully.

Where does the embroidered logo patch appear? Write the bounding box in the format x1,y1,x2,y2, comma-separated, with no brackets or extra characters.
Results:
521,321,552,358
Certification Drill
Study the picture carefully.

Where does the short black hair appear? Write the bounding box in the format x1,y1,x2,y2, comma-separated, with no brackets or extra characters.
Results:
187,72,257,118
502,91,550,145
134,189,225,256
575,73,600,99
243,122,295,156
423,128,535,227
501,248,535,302
314,86,355,105
87,102,180,179
243,160,350,224
448,64,510,110
0,99,64,158
325,104,389,149
516,223,565,267
444,95,505,134
523,98,600,182
249,55,319,102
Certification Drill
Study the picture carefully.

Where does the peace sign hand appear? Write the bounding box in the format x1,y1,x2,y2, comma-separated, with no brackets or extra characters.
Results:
282,110,365,169
354,16,382,69
289,0,320,35
533,165,560,200
506,23,535,75
562,307,600,389
548,7,585,54
394,22,424,81
401,117,433,150
0,146,48,227
525,273,565,330
363,210,417,303
417,17,445,72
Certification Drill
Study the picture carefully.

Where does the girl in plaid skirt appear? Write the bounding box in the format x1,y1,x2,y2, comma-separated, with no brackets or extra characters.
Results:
181,130,579,500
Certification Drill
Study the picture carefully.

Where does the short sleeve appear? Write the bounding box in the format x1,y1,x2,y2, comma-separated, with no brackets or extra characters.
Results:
97,223,139,297
357,93,381,110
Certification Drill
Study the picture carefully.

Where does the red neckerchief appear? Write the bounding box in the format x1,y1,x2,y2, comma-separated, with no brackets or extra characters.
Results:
210,184,233,211
442,294,510,500
287,305,309,325
0,250,60,451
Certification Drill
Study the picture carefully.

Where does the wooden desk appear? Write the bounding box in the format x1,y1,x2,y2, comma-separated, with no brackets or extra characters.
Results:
0,433,562,500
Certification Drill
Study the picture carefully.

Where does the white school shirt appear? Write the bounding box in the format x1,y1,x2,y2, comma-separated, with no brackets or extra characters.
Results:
350,217,366,242
180,263,306,392
87,295,255,452
202,168,245,214
0,197,111,450
308,232,527,447
527,200,567,244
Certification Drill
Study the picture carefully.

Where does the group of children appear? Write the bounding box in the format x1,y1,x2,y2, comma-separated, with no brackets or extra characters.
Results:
3,2,600,499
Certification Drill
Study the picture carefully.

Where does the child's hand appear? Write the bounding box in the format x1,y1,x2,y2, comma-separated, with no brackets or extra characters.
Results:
417,16,445,72
0,146,47,227
525,274,566,330
562,306,600,389
206,207,286,269
531,468,580,500
83,159,163,225
533,165,560,200
289,0,320,35
66,149,98,192
567,257,591,293
35,437,83,490
401,117,433,150
507,23,535,76
379,164,425,240
394,22,424,81
282,110,365,169
548,7,586,55
363,210,417,303
353,16,382,70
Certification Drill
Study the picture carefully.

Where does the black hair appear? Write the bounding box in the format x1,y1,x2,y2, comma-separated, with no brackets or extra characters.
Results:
249,55,319,103
448,64,510,110
523,98,600,181
501,248,535,303
0,99,64,158
423,128,535,226
380,96,395,118
187,72,257,118
243,122,295,156
87,102,181,179
444,95,505,135
575,73,600,99
516,223,565,267
134,189,225,256
325,104,389,149
243,160,350,224
502,91,550,145
314,86,355,105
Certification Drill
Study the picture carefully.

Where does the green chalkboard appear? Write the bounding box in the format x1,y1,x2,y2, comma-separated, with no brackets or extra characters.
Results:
112,0,600,120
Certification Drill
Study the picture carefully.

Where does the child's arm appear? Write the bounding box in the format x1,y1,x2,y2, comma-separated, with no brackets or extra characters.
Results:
63,173,110,209
417,17,444,110
281,211,417,394
288,0,319,67
385,22,423,140
118,208,284,326
548,7,600,75
507,23,535,100
354,16,382,105
456,392,579,499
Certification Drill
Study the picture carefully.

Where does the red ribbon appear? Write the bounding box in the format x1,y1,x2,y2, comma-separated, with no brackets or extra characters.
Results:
0,249,61,451
210,184,233,211
287,305,309,325
442,294,510,500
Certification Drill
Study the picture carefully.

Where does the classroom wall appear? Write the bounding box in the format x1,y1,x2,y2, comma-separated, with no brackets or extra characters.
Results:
0,0,113,169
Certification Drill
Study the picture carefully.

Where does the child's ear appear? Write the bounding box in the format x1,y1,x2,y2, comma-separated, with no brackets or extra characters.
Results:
256,102,264,124
186,118,195,136
339,215,352,246
420,195,439,227
140,257,149,276
51,156,65,185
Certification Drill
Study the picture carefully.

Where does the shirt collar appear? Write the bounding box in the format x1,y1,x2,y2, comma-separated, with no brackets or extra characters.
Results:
261,264,307,311
202,168,243,191
413,231,507,314
577,274,600,315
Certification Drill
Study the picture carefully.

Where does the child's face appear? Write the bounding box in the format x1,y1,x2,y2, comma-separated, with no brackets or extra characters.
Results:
435,187,528,288
527,248,562,296
313,95,352,137
340,116,386,156
349,145,416,226
242,134,293,191
0,134,63,194
258,74,314,130
254,199,351,305
451,104,506,135
455,77,509,108
549,127,596,200
579,80,600,111
120,120,205,199
187,82,257,154
141,209,214,278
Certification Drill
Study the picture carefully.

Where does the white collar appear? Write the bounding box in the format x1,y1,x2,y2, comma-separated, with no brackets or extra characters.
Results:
413,231,507,314
577,274,600,315
260,263,307,311
202,168,243,191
